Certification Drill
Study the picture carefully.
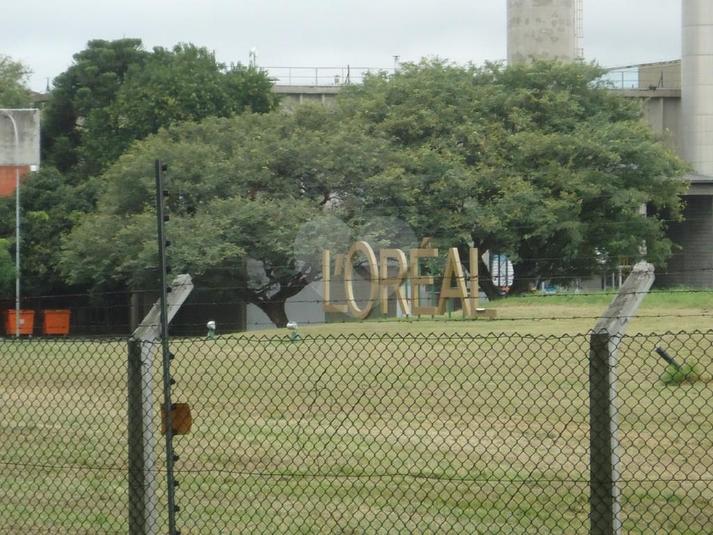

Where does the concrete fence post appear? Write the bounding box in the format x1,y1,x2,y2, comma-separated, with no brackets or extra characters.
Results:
127,338,146,535
589,331,622,535
589,262,654,535
127,274,193,535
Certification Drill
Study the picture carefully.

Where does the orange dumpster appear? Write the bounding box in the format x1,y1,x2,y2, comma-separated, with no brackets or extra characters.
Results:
42,309,71,336
4,310,35,336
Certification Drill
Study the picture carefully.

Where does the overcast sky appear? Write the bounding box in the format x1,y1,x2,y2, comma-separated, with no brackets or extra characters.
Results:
3,0,682,92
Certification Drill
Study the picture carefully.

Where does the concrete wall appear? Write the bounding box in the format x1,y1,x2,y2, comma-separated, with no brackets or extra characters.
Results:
272,85,339,111
507,0,578,64
639,61,681,90
659,195,713,287
640,91,682,153
0,109,40,166
246,282,326,330
0,109,40,198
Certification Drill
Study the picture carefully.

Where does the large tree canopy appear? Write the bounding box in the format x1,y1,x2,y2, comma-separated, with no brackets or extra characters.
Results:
337,60,687,293
0,54,31,108
59,106,389,326
60,59,687,325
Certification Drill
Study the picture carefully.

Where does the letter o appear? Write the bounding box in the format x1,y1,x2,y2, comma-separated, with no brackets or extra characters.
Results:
344,241,379,319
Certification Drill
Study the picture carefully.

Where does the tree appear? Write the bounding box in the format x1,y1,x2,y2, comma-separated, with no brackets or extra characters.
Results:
0,55,31,108
0,168,99,297
59,106,389,326
0,239,13,296
21,40,277,304
43,40,278,177
59,59,688,327
84,44,279,174
337,60,688,296
42,39,149,173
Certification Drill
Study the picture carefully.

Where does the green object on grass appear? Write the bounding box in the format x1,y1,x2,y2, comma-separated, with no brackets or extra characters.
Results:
661,362,699,385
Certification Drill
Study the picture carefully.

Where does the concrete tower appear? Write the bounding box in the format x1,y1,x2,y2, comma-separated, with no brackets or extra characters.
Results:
507,0,583,64
682,0,713,178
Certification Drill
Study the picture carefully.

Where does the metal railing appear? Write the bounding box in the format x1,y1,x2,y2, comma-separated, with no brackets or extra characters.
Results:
264,65,395,86
604,61,681,91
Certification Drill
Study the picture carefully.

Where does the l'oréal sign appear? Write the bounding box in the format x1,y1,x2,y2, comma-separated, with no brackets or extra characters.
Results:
322,240,479,319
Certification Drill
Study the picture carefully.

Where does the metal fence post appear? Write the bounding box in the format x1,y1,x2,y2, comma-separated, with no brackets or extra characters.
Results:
589,261,654,535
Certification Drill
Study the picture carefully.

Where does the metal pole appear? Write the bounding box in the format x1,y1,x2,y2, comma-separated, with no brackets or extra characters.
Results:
155,160,178,535
129,274,192,535
15,162,20,337
589,262,655,535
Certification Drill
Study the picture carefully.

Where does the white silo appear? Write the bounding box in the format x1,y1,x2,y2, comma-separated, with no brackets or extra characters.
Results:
507,0,583,64
682,0,713,177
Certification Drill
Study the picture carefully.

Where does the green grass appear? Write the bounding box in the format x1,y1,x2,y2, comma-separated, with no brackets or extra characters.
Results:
0,294,712,533
281,287,713,337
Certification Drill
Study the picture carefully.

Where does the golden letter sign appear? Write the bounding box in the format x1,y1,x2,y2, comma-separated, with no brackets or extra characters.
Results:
323,240,480,319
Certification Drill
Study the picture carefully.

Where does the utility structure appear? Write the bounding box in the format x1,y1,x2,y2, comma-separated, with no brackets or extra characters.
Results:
507,0,584,64
681,0,713,179
0,109,40,336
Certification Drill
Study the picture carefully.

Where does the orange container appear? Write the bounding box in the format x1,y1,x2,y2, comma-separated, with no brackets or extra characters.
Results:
4,310,35,336
42,309,71,336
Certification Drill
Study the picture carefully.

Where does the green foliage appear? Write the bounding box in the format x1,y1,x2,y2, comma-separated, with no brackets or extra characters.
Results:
660,362,699,385
60,106,387,324
0,55,31,108
18,39,277,301
42,40,278,177
0,168,99,296
54,58,689,325
42,39,148,173
339,59,688,292
0,238,14,295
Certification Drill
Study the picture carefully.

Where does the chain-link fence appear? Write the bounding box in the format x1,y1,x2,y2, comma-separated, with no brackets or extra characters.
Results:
0,330,711,533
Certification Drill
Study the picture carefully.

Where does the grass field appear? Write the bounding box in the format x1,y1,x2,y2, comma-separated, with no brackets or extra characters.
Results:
0,292,712,533
288,289,713,337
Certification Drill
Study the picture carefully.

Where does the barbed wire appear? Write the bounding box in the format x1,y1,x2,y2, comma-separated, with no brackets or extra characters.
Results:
3,457,710,486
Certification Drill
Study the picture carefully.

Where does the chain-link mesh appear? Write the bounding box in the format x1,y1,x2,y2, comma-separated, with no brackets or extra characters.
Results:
0,331,711,533
0,339,129,533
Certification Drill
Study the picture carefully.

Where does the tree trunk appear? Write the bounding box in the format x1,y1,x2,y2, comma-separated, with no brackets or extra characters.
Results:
478,256,502,301
257,300,289,328
510,259,538,295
